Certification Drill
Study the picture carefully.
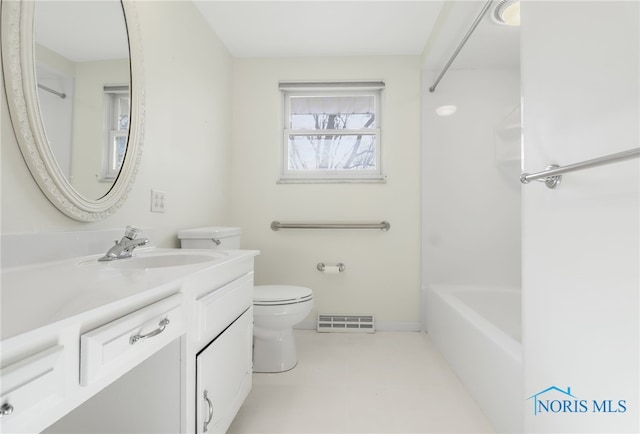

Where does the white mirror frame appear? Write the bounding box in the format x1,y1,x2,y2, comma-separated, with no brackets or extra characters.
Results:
1,0,145,222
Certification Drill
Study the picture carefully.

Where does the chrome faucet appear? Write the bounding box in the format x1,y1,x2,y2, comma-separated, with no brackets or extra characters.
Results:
99,226,149,262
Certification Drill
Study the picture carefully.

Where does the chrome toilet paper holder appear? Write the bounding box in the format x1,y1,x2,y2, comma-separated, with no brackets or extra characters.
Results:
317,262,345,273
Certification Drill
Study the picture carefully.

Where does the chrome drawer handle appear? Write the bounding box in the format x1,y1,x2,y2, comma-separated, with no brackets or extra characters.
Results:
129,318,170,345
203,390,213,432
0,403,14,417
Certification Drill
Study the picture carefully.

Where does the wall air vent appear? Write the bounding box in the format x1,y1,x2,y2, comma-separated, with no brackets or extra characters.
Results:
317,314,375,333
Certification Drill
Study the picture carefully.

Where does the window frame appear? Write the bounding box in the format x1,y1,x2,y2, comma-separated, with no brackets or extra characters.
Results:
100,85,129,181
279,82,385,184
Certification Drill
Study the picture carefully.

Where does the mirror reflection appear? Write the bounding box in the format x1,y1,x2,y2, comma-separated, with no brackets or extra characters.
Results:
34,0,130,200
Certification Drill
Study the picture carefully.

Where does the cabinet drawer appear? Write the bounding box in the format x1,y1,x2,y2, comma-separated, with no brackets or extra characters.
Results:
196,273,253,344
81,293,184,386
0,345,65,432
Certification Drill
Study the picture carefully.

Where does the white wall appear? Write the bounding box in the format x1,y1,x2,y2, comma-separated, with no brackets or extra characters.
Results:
1,1,233,249
421,69,521,298
36,77,74,180
71,59,129,199
34,45,76,180
230,57,422,328
521,2,639,432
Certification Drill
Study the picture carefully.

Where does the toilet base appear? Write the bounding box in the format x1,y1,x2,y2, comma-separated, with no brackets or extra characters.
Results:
253,328,297,373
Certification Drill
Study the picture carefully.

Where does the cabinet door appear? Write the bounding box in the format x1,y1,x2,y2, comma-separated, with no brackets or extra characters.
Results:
196,308,253,434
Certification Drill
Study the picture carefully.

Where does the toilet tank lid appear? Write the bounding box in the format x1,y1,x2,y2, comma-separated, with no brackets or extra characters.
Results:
178,227,241,239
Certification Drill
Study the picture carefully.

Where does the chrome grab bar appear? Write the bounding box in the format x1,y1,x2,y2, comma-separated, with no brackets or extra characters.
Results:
520,148,640,189
271,221,390,231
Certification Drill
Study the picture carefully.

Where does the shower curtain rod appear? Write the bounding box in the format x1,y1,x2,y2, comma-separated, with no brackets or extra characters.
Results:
429,0,494,92
38,83,66,99
520,147,640,189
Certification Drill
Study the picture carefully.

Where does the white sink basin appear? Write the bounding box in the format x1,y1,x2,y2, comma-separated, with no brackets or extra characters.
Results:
107,252,227,270
1,248,256,340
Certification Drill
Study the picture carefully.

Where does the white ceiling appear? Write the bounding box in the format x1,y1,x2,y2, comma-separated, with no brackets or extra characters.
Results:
194,0,520,69
35,1,129,63
194,1,445,58
33,0,520,71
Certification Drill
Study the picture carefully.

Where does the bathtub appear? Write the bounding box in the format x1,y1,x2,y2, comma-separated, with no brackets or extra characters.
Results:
426,284,523,433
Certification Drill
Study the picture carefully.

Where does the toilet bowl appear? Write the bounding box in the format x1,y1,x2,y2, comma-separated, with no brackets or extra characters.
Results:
177,227,314,373
253,285,313,373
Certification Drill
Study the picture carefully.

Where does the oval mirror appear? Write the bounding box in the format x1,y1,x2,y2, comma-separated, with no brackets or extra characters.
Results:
1,0,144,222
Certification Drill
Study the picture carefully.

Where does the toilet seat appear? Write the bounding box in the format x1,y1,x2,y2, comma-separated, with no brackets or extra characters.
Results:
253,285,313,306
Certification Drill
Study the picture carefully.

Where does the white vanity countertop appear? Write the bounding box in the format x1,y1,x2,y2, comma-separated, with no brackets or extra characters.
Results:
0,248,258,340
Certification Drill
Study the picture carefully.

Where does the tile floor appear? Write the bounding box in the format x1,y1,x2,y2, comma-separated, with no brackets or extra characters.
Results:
228,330,494,433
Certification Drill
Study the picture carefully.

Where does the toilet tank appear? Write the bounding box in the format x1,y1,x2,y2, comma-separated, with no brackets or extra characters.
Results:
178,227,241,249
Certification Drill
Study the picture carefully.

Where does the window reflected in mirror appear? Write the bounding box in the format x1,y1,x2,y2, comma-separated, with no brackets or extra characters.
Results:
34,0,130,200
103,85,130,181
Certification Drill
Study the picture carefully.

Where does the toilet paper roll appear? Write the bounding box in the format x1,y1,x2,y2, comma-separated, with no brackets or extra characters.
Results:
323,265,341,274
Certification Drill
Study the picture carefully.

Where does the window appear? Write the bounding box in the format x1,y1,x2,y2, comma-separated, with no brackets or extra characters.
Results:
101,85,129,181
279,82,385,183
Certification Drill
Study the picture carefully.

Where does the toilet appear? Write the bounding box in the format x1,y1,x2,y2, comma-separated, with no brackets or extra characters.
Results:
177,227,313,373
252,284,313,372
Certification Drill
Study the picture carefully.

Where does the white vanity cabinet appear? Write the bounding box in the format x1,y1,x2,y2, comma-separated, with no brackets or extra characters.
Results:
185,263,255,433
196,308,253,433
0,345,66,431
0,248,258,434
0,291,186,434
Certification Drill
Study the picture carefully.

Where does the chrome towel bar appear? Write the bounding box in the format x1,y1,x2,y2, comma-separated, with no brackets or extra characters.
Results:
38,83,66,99
520,148,640,189
271,221,390,231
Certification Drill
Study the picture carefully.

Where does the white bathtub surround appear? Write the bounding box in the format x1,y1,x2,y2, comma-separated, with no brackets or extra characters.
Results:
448,286,522,343
420,67,521,432
421,68,522,293
426,284,522,433
521,2,639,433
228,330,495,434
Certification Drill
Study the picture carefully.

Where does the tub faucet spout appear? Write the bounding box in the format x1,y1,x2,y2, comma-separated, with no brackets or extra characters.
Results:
99,226,149,261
